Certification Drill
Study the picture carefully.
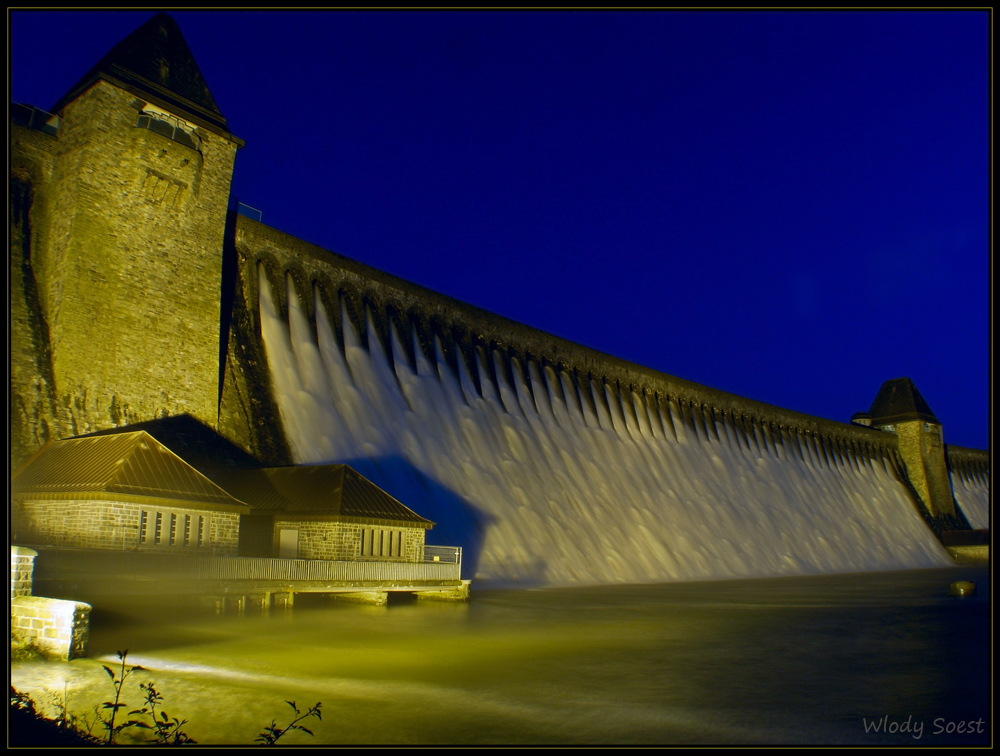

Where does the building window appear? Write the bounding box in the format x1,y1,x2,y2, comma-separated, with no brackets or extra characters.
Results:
138,508,207,549
136,110,200,151
360,528,404,558
360,528,371,556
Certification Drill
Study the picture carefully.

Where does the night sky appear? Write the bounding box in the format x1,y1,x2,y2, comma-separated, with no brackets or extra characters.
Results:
11,11,989,450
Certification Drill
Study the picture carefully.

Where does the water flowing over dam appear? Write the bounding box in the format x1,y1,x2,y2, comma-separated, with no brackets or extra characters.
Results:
255,265,953,588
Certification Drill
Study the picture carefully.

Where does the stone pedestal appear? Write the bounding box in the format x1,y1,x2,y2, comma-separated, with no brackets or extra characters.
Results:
11,595,91,660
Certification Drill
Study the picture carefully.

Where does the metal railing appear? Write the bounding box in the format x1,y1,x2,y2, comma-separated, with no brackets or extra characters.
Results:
422,545,462,564
28,546,463,584
200,556,460,582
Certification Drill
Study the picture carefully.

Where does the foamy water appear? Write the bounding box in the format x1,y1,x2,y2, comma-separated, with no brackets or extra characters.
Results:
950,469,990,530
258,268,953,586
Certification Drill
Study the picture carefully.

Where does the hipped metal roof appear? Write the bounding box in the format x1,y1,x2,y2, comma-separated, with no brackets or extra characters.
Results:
12,431,249,513
868,377,941,426
216,465,434,528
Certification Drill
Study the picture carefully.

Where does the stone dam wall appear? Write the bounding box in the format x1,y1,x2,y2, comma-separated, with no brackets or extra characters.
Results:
219,218,964,588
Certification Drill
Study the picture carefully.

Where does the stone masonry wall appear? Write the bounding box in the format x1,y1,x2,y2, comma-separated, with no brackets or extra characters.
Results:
11,595,91,661
43,82,237,437
13,499,142,551
208,512,241,556
893,421,956,519
13,499,239,556
10,124,62,470
273,519,426,562
10,79,239,466
11,546,38,599
10,545,91,660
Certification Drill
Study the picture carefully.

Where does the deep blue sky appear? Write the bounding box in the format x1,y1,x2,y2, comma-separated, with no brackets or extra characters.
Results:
11,11,990,449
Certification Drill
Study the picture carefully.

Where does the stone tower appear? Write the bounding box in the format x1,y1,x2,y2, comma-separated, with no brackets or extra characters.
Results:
867,377,957,520
10,13,243,467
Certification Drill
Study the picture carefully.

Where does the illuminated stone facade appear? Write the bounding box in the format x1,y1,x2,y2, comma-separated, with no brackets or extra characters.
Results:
271,519,427,562
12,499,240,557
866,378,961,523
10,546,36,599
10,546,91,660
10,14,241,469
891,421,956,519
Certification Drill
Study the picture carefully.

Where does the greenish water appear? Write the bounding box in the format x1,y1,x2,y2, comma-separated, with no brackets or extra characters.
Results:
11,566,989,745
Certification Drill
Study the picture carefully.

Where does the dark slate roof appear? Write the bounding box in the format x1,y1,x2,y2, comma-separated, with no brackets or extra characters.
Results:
82,415,264,481
216,465,434,527
12,431,249,511
52,12,233,135
867,377,941,425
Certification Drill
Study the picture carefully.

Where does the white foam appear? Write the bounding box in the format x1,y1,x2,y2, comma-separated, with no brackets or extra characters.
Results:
951,470,991,530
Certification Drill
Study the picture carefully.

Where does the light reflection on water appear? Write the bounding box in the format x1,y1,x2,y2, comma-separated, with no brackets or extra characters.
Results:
12,566,989,745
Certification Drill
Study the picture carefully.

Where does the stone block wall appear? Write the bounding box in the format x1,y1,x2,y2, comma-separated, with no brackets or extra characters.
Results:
39,83,236,437
14,499,142,551
893,421,956,519
10,77,240,467
10,124,61,471
11,595,91,661
11,546,37,598
13,499,240,556
208,512,241,556
10,545,91,660
273,519,426,562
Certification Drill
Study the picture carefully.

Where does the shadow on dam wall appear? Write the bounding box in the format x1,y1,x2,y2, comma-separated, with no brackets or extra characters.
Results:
338,455,535,587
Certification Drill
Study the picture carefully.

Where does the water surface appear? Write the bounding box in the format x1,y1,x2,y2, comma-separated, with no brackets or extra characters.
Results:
12,566,989,745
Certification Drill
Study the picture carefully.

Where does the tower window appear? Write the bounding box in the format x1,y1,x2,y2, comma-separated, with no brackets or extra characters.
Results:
136,111,200,151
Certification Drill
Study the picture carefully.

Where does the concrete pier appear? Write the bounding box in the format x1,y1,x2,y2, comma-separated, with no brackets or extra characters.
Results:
330,591,389,605
415,581,472,602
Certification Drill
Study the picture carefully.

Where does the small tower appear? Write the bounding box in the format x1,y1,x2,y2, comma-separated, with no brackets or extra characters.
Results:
10,13,243,460
867,378,956,519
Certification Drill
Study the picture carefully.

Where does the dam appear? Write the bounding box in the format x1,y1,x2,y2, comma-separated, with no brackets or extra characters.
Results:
10,13,988,592
236,220,972,588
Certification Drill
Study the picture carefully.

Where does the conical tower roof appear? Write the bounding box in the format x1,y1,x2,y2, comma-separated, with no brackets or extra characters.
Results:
867,377,940,426
52,12,232,135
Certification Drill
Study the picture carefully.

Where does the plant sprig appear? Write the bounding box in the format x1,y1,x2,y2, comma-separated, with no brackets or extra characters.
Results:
255,700,323,745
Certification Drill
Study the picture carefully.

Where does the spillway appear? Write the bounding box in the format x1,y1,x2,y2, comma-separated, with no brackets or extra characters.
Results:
950,466,990,530
257,267,953,587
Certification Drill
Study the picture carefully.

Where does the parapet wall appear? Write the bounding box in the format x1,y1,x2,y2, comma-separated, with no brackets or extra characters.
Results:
11,545,37,599
223,215,906,471
11,596,91,661
10,546,91,660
